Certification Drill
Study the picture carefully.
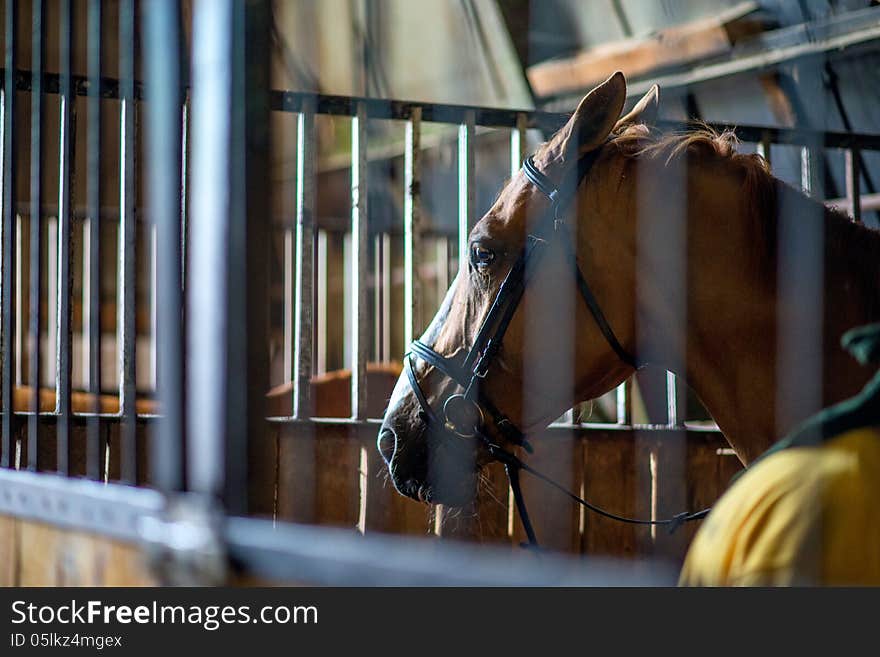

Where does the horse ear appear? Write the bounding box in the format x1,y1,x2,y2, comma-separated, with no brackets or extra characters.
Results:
615,84,660,130
554,71,627,164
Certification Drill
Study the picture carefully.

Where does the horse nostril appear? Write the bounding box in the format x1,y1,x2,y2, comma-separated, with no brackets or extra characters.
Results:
377,427,396,464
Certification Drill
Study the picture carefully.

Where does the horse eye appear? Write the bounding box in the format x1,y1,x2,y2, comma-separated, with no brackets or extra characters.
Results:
471,245,495,269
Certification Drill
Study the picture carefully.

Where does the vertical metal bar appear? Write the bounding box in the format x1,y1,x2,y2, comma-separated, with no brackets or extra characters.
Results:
371,232,391,363
180,98,189,286
1,0,17,468
316,229,327,375
435,238,449,301
81,219,90,389
188,0,230,496
381,232,390,361
372,233,380,360
188,0,272,511
149,223,157,391
458,110,475,269
292,105,315,419
777,139,824,440
403,106,422,348
666,371,686,428
800,146,820,198
46,219,56,387
15,216,23,386
616,378,632,425
27,0,46,470
86,0,103,480
283,225,294,384
756,132,772,166
117,0,137,483
845,147,862,223
510,112,526,176
351,100,368,420
144,0,184,492
238,0,271,512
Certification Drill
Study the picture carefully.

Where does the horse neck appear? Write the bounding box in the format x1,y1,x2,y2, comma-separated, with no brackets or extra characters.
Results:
676,165,880,464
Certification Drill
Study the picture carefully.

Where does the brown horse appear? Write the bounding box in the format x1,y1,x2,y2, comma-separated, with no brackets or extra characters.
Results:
378,71,880,507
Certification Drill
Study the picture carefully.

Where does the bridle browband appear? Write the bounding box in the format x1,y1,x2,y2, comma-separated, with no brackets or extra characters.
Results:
404,144,709,547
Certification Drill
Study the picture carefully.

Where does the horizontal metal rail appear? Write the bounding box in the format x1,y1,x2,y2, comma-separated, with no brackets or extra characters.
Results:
2,68,880,149
225,515,677,586
0,467,164,542
0,464,676,585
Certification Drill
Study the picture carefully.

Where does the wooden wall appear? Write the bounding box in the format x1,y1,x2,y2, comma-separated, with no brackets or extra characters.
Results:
0,514,157,586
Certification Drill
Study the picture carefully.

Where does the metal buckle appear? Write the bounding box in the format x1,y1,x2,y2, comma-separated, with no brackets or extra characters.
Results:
443,394,485,439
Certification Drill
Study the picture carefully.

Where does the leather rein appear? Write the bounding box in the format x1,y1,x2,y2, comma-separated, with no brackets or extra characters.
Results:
405,144,709,548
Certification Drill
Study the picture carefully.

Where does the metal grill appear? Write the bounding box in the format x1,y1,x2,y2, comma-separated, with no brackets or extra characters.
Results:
0,0,878,584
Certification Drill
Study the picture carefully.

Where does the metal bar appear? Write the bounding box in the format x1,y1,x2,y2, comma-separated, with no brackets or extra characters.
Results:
86,0,103,480
351,100,368,420
0,466,165,543
403,106,422,347
225,515,675,586
616,378,632,425
458,110,475,270
292,105,315,419
0,0,17,467
237,0,272,514
14,215,22,386
81,219,90,392
180,98,189,288
666,372,687,428
188,0,231,497
800,145,822,198
2,69,880,150
189,0,272,512
0,1,18,468
27,0,45,471
756,132,772,166
117,0,137,484
283,225,294,383
845,147,862,223
510,112,526,175
380,232,391,361
145,0,184,492
149,223,157,392
316,229,327,374
46,219,56,387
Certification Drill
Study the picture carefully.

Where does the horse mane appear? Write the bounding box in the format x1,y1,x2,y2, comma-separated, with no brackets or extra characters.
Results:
611,122,880,307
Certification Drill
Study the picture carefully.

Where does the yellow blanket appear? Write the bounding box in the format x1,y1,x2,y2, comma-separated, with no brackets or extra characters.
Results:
680,427,880,586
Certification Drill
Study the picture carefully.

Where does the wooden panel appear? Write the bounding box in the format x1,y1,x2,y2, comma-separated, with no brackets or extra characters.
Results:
56,530,103,586
360,434,430,536
1,516,158,586
581,432,652,558
683,433,743,547
248,430,278,518
473,461,513,545
512,434,581,553
0,515,18,585
18,520,61,585
643,429,690,563
276,423,316,523
100,541,156,586
314,427,362,529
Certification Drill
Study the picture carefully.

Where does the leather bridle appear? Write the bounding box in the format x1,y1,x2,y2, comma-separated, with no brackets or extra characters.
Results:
404,143,709,547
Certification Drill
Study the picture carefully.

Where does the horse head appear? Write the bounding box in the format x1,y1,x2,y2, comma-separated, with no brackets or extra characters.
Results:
378,72,661,506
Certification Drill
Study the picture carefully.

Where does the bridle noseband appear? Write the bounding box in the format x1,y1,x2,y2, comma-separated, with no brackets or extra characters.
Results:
404,144,709,547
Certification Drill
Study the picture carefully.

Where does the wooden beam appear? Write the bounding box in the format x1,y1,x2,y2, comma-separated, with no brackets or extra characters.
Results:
527,2,758,98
